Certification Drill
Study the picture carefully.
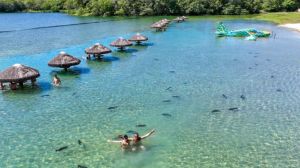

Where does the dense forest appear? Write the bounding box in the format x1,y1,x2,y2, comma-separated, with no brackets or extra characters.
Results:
0,0,299,16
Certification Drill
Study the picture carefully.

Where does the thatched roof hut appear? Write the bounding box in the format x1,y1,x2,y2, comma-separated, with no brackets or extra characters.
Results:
151,22,167,31
85,43,111,55
173,17,184,23
0,64,40,83
129,33,148,44
161,19,171,24
151,18,171,31
181,16,188,21
85,43,112,59
48,51,81,71
110,37,132,50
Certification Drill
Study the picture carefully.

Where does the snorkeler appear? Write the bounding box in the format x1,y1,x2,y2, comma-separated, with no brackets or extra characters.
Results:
52,74,61,86
107,134,131,150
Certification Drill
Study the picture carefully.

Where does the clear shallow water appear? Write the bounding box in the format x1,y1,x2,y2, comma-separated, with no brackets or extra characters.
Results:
1,13,300,168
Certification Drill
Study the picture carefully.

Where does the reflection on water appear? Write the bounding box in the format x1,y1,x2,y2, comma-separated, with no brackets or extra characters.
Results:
1,13,300,167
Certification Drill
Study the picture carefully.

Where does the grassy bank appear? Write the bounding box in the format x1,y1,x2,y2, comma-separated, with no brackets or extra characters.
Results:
186,12,300,25
252,12,300,24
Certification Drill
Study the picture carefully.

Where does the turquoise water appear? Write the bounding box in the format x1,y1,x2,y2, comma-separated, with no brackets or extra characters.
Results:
1,13,300,167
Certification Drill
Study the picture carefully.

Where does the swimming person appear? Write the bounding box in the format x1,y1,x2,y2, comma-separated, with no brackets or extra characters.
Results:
108,134,131,150
52,74,61,86
129,129,155,151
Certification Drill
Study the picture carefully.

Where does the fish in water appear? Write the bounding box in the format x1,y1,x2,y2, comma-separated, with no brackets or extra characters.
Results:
255,63,258,66
271,75,275,78
222,94,228,99
228,107,239,111
41,94,50,97
78,140,82,145
162,113,172,117
172,95,180,98
162,100,171,103
154,58,159,61
248,67,252,70
169,71,176,73
55,146,68,152
108,106,118,110
211,109,221,113
166,87,172,91
276,89,282,92
240,95,246,100
72,92,77,96
78,165,88,168
136,124,146,127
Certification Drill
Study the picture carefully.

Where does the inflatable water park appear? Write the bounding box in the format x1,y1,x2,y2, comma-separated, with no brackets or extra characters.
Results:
215,22,271,41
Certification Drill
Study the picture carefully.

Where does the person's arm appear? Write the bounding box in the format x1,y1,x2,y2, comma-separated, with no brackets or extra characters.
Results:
107,140,122,143
141,129,155,140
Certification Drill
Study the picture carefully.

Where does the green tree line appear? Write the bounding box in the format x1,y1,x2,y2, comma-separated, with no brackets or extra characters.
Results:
0,0,299,16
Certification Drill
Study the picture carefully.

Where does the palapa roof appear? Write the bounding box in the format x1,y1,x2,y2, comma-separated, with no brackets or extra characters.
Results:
129,33,148,42
0,64,40,83
173,17,184,22
85,43,112,55
161,19,171,23
110,37,132,47
181,16,188,20
151,22,166,28
48,51,81,68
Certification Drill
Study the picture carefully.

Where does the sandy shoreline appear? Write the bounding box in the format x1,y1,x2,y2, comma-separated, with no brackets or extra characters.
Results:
280,23,300,32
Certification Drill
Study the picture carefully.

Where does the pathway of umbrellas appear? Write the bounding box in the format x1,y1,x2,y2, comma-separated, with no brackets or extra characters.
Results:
0,17,187,90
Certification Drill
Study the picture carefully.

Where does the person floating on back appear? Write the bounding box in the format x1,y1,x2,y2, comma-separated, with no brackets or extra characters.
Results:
107,129,155,151
52,74,61,86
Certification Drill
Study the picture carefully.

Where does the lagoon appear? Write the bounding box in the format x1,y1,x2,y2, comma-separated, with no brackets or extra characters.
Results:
1,13,300,167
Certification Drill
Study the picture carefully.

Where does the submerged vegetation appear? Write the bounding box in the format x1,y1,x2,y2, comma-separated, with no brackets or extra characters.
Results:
0,0,299,16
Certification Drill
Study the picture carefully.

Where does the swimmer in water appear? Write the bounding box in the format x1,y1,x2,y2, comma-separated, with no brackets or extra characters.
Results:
52,74,61,86
129,129,155,151
108,134,131,150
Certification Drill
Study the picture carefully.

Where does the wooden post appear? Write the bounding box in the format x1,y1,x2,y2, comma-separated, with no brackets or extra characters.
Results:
19,82,24,88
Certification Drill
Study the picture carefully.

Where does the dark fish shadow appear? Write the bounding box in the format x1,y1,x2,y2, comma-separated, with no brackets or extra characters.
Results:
50,67,90,76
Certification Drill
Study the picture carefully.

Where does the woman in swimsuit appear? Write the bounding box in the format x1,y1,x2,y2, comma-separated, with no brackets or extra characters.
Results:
108,134,131,150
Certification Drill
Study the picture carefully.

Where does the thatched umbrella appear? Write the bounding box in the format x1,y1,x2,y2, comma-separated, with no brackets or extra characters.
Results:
48,51,81,71
181,16,188,21
161,19,171,24
173,17,184,23
85,43,112,59
151,22,167,31
129,33,148,44
0,64,40,89
110,37,132,51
